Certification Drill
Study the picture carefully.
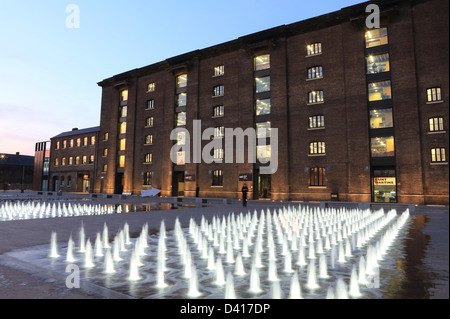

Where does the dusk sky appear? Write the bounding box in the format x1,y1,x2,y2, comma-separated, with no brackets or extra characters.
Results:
0,0,363,156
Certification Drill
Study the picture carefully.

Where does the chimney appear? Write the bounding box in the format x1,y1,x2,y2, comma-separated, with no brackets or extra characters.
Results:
72,128,78,131
16,152,20,156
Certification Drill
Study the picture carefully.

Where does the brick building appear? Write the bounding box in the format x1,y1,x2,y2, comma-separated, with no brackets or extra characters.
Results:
0,152,34,191
35,0,449,205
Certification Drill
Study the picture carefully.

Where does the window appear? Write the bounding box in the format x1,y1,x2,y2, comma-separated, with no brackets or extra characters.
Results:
255,76,270,93
370,109,393,129
427,87,442,102
429,117,444,132
177,74,187,88
83,137,88,146
146,99,155,110
119,155,125,168
309,141,326,155
147,82,155,92
431,148,446,162
307,66,323,79
308,115,325,129
256,122,271,138
61,157,66,166
143,172,152,185
63,140,67,149
75,156,80,165
146,117,154,127
89,155,94,164
307,43,322,56
213,85,224,97
103,133,109,141
145,134,153,145
213,105,224,117
256,98,271,116
67,176,72,187
254,54,270,71
308,90,324,104
177,131,186,145
368,80,392,101
212,169,223,186
119,138,126,151
120,106,127,118
176,112,186,126
90,136,96,145
102,164,107,173
103,148,108,157
82,156,87,165
214,126,225,138
56,141,60,149
120,89,128,102
55,158,59,166
120,122,127,134
145,153,152,164
257,145,271,162
214,65,224,76
68,157,73,165
366,53,390,74
365,28,388,48
176,93,187,107
176,151,185,165
69,139,74,148
76,138,81,147
310,167,326,186
371,136,395,157
213,148,224,161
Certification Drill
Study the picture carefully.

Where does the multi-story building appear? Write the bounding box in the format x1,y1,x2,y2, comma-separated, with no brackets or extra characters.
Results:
35,0,449,205
0,152,34,191
46,127,100,192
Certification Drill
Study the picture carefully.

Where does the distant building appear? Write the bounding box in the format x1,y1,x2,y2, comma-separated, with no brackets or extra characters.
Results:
0,152,34,191
34,0,448,205
33,141,50,191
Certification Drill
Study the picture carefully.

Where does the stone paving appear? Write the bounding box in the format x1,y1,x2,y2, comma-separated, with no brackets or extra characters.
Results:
0,191,447,299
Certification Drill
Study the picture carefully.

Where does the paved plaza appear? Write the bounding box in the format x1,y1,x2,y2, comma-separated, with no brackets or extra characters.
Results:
0,191,448,299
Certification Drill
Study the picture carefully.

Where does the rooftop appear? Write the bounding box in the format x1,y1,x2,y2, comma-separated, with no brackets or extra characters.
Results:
51,126,101,139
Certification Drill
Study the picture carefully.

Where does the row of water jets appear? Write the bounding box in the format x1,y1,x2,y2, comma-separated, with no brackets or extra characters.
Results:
48,206,410,299
0,201,127,221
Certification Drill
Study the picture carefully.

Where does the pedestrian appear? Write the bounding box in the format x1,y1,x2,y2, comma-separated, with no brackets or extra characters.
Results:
195,186,200,198
241,183,248,207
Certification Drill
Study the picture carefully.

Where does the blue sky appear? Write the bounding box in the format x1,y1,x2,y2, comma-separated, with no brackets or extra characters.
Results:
0,0,363,156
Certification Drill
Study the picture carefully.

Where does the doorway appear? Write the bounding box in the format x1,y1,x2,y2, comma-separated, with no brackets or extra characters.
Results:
256,172,271,199
372,168,397,203
172,172,185,197
115,173,124,194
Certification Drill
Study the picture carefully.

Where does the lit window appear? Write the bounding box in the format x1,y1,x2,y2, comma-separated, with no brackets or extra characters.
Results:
76,138,81,147
82,156,87,164
90,136,96,145
177,74,187,88
63,140,67,149
120,106,127,118
310,167,326,186
145,134,153,145
308,115,325,129
89,155,94,164
257,145,271,162
120,122,127,134
307,66,323,79
365,28,388,48
256,98,271,116
103,133,109,141
120,89,128,102
75,156,80,165
309,141,326,155
370,109,393,129
307,43,322,56
146,117,154,127
176,151,185,165
368,80,392,101
177,131,186,145
147,82,155,92
176,93,187,107
254,54,270,71
214,65,224,76
61,157,66,166
427,87,442,102
119,138,126,151
102,164,107,173
308,90,324,104
212,169,223,186
146,99,154,110
68,157,73,165
214,126,224,138
213,85,224,96
429,117,444,132
119,155,125,168
213,148,224,161
143,172,152,185
366,53,390,74
69,139,74,148
103,148,108,157
213,105,224,117
83,137,88,146
56,141,60,149
255,76,270,93
256,122,271,138
371,136,395,157
431,148,446,162
145,153,152,164
176,112,186,126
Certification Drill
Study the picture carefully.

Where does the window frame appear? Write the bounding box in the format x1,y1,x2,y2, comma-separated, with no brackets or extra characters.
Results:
212,169,223,186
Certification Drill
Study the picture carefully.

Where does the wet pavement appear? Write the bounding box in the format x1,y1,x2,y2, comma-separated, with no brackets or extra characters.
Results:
0,192,448,299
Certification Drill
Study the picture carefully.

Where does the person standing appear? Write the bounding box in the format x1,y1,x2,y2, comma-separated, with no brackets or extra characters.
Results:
241,183,249,207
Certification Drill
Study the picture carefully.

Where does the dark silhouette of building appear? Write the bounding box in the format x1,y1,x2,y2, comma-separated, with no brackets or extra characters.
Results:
0,152,34,191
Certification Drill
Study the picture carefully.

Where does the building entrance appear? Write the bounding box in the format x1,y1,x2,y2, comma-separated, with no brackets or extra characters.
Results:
372,168,397,203
172,171,185,197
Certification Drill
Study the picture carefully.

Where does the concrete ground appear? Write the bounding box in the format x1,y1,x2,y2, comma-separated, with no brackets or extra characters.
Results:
0,191,448,299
